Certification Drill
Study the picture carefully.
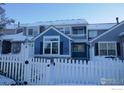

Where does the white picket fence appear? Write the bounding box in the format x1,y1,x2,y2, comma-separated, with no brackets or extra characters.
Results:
0,56,124,85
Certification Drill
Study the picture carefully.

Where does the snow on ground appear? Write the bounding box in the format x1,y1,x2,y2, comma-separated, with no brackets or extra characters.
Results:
0,75,16,85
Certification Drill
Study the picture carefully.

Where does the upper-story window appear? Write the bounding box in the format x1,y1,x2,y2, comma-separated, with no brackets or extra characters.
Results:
89,30,97,38
72,26,86,36
57,27,70,35
64,27,70,34
28,29,33,36
39,26,45,33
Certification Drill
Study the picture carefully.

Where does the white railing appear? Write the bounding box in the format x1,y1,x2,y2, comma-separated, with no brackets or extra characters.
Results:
0,57,124,85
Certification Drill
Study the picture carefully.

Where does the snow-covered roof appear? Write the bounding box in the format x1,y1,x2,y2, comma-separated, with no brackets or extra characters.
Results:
20,19,88,27
5,24,18,29
88,23,116,30
0,33,33,42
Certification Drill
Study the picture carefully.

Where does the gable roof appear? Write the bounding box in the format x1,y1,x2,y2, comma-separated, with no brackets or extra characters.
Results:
90,21,124,43
33,26,72,40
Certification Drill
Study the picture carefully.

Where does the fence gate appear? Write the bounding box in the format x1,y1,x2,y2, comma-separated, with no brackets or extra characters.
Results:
24,58,51,85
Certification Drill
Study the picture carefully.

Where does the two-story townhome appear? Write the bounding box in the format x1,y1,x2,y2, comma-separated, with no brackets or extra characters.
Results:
29,19,89,59
1,18,124,60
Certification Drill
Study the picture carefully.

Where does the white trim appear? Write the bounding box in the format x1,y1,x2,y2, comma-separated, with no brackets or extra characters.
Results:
33,26,72,40
71,34,86,37
97,41,117,57
72,39,88,42
43,36,60,55
34,54,71,57
69,40,71,57
56,26,71,35
0,41,2,54
90,21,124,43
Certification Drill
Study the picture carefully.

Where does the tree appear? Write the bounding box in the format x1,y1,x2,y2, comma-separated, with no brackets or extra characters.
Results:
0,4,15,31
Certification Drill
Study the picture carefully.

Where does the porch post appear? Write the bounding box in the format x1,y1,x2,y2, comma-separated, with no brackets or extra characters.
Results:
0,40,2,56
90,44,95,60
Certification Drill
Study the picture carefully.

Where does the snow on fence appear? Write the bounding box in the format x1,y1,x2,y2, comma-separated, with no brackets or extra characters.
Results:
0,56,124,85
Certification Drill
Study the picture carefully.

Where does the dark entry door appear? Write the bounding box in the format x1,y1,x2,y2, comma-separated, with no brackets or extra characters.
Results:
71,43,88,59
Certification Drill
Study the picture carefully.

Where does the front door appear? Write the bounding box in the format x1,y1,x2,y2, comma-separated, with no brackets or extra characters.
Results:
71,43,88,59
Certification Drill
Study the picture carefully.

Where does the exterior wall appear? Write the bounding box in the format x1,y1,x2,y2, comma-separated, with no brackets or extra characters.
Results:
71,36,87,40
0,29,16,35
25,26,39,36
88,30,107,40
91,22,124,59
118,36,124,59
34,28,70,56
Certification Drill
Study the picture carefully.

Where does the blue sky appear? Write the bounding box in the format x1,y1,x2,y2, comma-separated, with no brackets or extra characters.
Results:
2,3,124,24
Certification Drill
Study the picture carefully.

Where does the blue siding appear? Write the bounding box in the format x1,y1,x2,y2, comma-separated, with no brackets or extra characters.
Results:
34,28,70,55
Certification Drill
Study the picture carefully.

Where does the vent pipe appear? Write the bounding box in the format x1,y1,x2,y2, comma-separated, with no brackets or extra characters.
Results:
116,17,119,24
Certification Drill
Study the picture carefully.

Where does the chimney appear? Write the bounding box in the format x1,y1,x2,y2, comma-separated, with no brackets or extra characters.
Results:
18,22,20,28
116,17,119,24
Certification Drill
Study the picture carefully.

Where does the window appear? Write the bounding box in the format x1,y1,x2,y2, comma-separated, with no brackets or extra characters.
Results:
57,27,70,34
16,28,23,34
89,31,97,38
72,43,85,52
12,42,21,54
39,26,45,33
64,27,70,34
98,42,117,56
28,29,33,36
2,41,11,54
23,27,27,35
43,36,60,55
72,26,86,35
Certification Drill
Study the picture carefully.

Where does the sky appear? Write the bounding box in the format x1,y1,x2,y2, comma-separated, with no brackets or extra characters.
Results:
2,3,124,24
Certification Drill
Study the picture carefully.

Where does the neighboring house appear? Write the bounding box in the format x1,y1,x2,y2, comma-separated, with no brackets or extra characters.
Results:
1,19,124,60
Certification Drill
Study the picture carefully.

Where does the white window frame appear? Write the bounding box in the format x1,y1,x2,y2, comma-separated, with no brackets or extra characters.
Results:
98,41,117,57
43,36,60,56
71,26,87,37
57,26,71,35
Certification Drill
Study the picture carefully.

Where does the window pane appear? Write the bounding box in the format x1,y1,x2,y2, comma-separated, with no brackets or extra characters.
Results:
99,43,107,50
12,42,21,54
108,50,116,56
89,31,97,38
72,26,86,35
2,41,11,54
57,28,64,32
100,50,107,56
44,43,51,54
44,38,58,41
72,44,85,52
65,27,70,34
52,42,58,54
99,42,116,56
108,43,115,49
28,29,33,35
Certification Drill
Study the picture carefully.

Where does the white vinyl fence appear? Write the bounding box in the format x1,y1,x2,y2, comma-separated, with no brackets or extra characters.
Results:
0,56,124,85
